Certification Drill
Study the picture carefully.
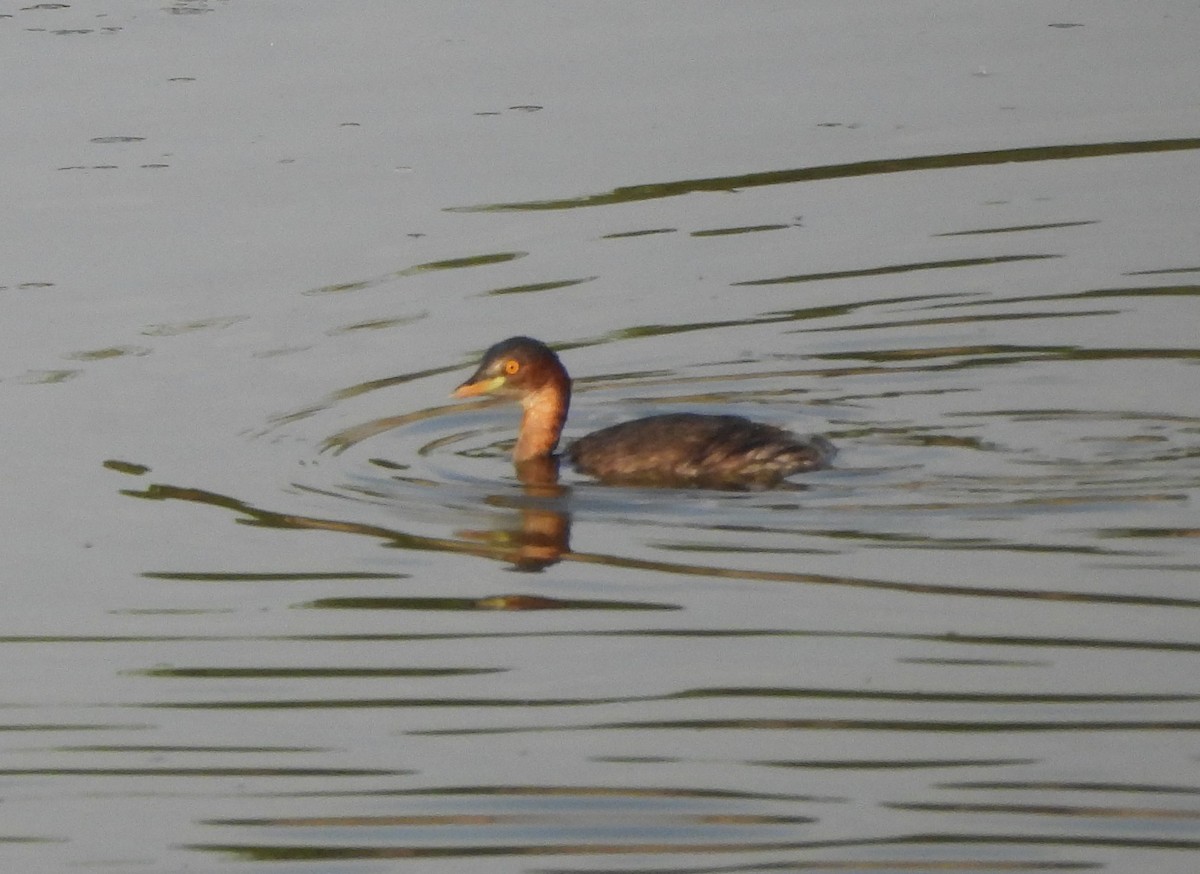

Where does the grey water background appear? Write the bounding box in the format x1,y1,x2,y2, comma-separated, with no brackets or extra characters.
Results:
4,2,1200,871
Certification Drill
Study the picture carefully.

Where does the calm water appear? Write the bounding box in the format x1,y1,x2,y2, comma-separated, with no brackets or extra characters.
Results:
4,3,1200,872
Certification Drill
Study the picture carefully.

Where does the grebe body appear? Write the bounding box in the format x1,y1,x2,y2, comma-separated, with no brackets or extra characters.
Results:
453,336,834,488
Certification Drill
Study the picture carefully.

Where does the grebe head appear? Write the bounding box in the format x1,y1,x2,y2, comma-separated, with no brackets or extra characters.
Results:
452,336,569,401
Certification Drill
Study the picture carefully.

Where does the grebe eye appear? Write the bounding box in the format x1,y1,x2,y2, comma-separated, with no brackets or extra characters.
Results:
504,359,520,375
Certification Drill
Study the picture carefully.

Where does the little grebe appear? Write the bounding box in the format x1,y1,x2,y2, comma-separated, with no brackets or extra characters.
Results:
452,336,835,488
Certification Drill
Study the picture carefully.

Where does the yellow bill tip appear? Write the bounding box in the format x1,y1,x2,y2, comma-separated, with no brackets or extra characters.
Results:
452,375,506,398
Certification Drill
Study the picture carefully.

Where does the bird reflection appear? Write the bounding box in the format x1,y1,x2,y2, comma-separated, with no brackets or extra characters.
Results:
457,454,571,572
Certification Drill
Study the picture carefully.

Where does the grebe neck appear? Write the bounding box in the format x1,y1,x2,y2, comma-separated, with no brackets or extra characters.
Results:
514,376,570,462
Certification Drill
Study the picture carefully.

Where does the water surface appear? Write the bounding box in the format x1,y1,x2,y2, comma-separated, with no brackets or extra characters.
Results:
3,2,1199,872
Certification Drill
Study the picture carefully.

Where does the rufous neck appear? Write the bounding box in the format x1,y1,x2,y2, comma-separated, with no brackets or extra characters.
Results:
514,376,570,462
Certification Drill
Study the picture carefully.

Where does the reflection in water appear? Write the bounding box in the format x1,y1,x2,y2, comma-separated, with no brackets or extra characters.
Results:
452,136,1200,211
9,70,1194,871
736,253,1062,286
123,272,1194,868
304,593,675,613
102,244,1199,865
8,3,1200,867
304,251,528,296
119,476,1200,610
490,455,572,571
124,478,573,577
189,786,824,862
935,219,1099,237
